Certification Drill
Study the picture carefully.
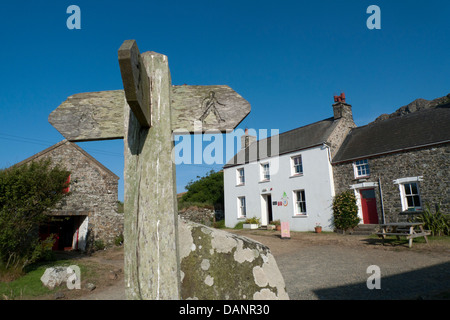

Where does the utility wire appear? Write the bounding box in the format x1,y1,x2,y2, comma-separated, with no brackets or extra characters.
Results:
0,133,123,157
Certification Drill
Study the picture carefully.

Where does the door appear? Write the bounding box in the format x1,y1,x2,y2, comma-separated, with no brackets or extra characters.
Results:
360,188,378,224
260,194,273,226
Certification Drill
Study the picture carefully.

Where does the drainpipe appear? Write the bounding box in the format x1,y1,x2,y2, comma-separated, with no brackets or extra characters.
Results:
378,177,385,224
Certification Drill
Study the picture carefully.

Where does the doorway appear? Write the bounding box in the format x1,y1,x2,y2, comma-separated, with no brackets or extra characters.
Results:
39,215,88,251
261,194,273,226
359,188,379,224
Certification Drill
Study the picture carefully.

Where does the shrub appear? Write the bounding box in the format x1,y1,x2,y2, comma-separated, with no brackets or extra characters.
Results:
332,191,360,233
234,221,244,229
114,233,124,246
245,217,260,224
0,159,70,274
269,219,280,226
213,220,225,229
94,240,105,251
417,204,449,236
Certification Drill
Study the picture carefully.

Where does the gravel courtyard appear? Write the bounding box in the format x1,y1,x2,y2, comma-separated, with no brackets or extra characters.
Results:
231,230,450,300
72,229,450,300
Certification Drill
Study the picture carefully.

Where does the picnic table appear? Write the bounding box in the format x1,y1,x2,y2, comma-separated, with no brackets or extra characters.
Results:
376,222,431,248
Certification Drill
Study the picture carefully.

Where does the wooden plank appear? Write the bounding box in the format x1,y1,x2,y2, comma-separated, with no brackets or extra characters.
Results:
171,85,251,133
48,90,125,142
406,232,431,239
49,86,251,141
118,40,151,128
375,232,410,236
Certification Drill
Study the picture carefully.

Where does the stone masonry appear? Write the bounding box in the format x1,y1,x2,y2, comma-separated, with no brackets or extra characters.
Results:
333,143,449,223
15,140,123,249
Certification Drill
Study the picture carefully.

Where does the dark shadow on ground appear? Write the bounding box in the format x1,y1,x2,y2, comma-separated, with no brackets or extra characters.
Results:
313,261,450,300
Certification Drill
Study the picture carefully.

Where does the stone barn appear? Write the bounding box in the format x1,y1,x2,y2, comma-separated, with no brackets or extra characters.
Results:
15,140,123,251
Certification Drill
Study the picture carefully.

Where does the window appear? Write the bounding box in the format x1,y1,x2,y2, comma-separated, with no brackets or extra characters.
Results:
402,182,422,211
291,155,303,175
261,163,270,181
353,159,370,178
294,190,307,215
238,197,246,218
237,168,245,185
393,176,424,211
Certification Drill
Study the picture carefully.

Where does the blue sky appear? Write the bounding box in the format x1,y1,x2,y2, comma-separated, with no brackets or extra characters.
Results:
0,1,449,201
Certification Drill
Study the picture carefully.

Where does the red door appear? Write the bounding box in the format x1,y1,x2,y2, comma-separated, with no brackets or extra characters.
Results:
360,188,379,224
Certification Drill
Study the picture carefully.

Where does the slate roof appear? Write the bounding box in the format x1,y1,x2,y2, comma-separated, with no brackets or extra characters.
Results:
332,104,450,164
224,117,339,168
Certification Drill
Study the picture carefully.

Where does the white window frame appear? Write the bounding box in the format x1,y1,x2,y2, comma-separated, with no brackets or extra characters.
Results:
393,176,424,211
293,189,307,216
236,168,245,185
353,159,370,178
260,162,270,182
400,182,422,211
238,196,247,218
291,155,303,176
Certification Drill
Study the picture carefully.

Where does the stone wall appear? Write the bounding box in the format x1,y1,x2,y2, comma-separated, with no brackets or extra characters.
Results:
332,143,449,223
27,141,123,248
178,206,224,227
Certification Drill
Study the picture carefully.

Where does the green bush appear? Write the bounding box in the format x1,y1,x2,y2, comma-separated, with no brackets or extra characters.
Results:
234,221,244,229
114,233,124,246
417,204,449,236
269,219,280,226
245,217,260,224
332,191,360,232
94,240,105,251
0,159,70,274
213,220,225,229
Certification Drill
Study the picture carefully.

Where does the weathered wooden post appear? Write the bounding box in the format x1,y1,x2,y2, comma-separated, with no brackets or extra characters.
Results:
48,39,251,300
119,41,180,299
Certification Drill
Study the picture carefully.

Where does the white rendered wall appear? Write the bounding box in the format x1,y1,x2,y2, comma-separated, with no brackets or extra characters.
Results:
224,145,335,232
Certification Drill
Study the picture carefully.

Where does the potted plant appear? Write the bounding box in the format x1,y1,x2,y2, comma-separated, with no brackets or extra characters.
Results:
270,220,281,231
314,223,322,233
243,217,260,229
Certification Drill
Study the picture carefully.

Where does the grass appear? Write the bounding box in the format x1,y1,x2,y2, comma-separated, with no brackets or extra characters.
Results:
367,234,450,248
0,254,93,300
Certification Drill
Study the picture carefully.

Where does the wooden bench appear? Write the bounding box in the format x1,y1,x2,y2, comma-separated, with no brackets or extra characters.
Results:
376,223,431,248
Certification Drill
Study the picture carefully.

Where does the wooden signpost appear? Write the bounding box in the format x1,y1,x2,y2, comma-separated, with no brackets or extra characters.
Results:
48,40,251,300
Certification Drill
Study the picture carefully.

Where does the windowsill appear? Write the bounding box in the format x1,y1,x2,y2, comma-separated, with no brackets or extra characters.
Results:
235,183,245,187
259,179,270,183
292,214,308,218
237,217,246,220
354,175,370,180
290,173,304,178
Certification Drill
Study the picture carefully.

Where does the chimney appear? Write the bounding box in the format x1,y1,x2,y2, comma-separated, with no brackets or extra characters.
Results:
241,128,257,150
332,92,353,121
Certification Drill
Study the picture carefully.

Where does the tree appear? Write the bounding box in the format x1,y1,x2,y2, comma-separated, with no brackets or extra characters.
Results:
0,159,70,273
179,170,224,209
332,190,360,233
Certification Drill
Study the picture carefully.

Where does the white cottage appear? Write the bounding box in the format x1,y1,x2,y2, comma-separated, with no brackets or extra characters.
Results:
223,95,356,232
